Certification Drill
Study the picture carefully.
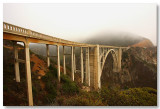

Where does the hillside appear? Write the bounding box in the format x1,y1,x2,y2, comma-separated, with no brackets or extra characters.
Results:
83,32,154,47
100,47,157,89
3,40,157,106
130,39,154,47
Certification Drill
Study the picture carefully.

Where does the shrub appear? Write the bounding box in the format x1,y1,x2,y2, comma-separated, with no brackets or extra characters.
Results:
65,91,104,106
122,52,129,60
65,97,91,106
48,65,57,78
100,87,157,106
122,88,157,106
32,85,38,98
44,94,56,104
41,71,54,82
41,65,58,104
62,82,79,95
141,87,157,94
100,87,120,105
61,74,79,95
42,78,57,104
79,91,104,106
60,74,71,83
41,65,57,82
56,97,65,106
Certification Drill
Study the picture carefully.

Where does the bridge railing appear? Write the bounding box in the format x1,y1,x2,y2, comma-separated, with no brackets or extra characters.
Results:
4,22,29,36
3,22,129,49
3,22,77,44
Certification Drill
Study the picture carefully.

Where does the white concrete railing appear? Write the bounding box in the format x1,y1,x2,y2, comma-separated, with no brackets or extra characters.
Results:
3,22,79,45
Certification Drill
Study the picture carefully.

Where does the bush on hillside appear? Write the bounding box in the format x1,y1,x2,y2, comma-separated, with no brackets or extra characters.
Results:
61,74,79,95
64,91,104,106
41,65,58,104
100,87,157,106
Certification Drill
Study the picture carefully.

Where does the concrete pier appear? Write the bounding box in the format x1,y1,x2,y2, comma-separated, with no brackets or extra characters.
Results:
24,41,33,106
81,47,84,83
57,45,60,82
46,44,50,67
13,41,20,82
71,46,74,81
63,46,66,75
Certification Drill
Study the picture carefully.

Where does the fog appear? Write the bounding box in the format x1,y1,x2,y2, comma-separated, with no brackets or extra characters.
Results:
3,3,157,45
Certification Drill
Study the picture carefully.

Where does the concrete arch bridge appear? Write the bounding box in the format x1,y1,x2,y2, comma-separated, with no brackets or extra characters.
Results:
3,22,129,106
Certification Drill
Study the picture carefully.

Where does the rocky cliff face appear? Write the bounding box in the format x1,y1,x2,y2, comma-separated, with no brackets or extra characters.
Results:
101,47,157,89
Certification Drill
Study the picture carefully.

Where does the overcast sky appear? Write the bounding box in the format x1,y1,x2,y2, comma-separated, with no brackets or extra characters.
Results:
3,3,157,45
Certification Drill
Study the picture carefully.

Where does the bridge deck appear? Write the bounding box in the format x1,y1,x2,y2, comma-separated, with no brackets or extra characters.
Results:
3,22,128,48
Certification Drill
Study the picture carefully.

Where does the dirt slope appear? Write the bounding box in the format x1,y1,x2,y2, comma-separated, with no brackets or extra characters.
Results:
130,39,154,47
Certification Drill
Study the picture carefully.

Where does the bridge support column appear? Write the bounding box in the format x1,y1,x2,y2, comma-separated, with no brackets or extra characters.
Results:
86,47,90,86
13,42,20,82
93,45,101,89
85,48,88,85
81,47,84,83
46,44,50,67
118,48,122,72
74,47,76,73
113,53,118,72
57,45,60,82
24,41,33,106
71,46,74,81
63,46,66,75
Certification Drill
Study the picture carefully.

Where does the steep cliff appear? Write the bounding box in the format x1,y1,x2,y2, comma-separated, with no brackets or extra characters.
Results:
101,47,157,89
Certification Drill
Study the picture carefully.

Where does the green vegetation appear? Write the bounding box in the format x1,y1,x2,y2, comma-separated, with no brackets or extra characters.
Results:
100,87,157,106
4,63,157,106
61,74,79,95
41,65,58,104
68,91,103,106
122,52,129,60
55,86,157,106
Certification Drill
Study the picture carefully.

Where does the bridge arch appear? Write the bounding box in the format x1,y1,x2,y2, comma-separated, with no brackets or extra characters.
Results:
100,49,118,87
97,48,121,89
100,49,118,74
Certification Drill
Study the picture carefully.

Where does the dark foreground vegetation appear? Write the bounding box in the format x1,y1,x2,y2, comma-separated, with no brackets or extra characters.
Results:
41,65,157,106
4,63,157,106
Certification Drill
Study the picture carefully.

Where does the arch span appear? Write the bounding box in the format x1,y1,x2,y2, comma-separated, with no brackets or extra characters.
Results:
101,49,118,74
